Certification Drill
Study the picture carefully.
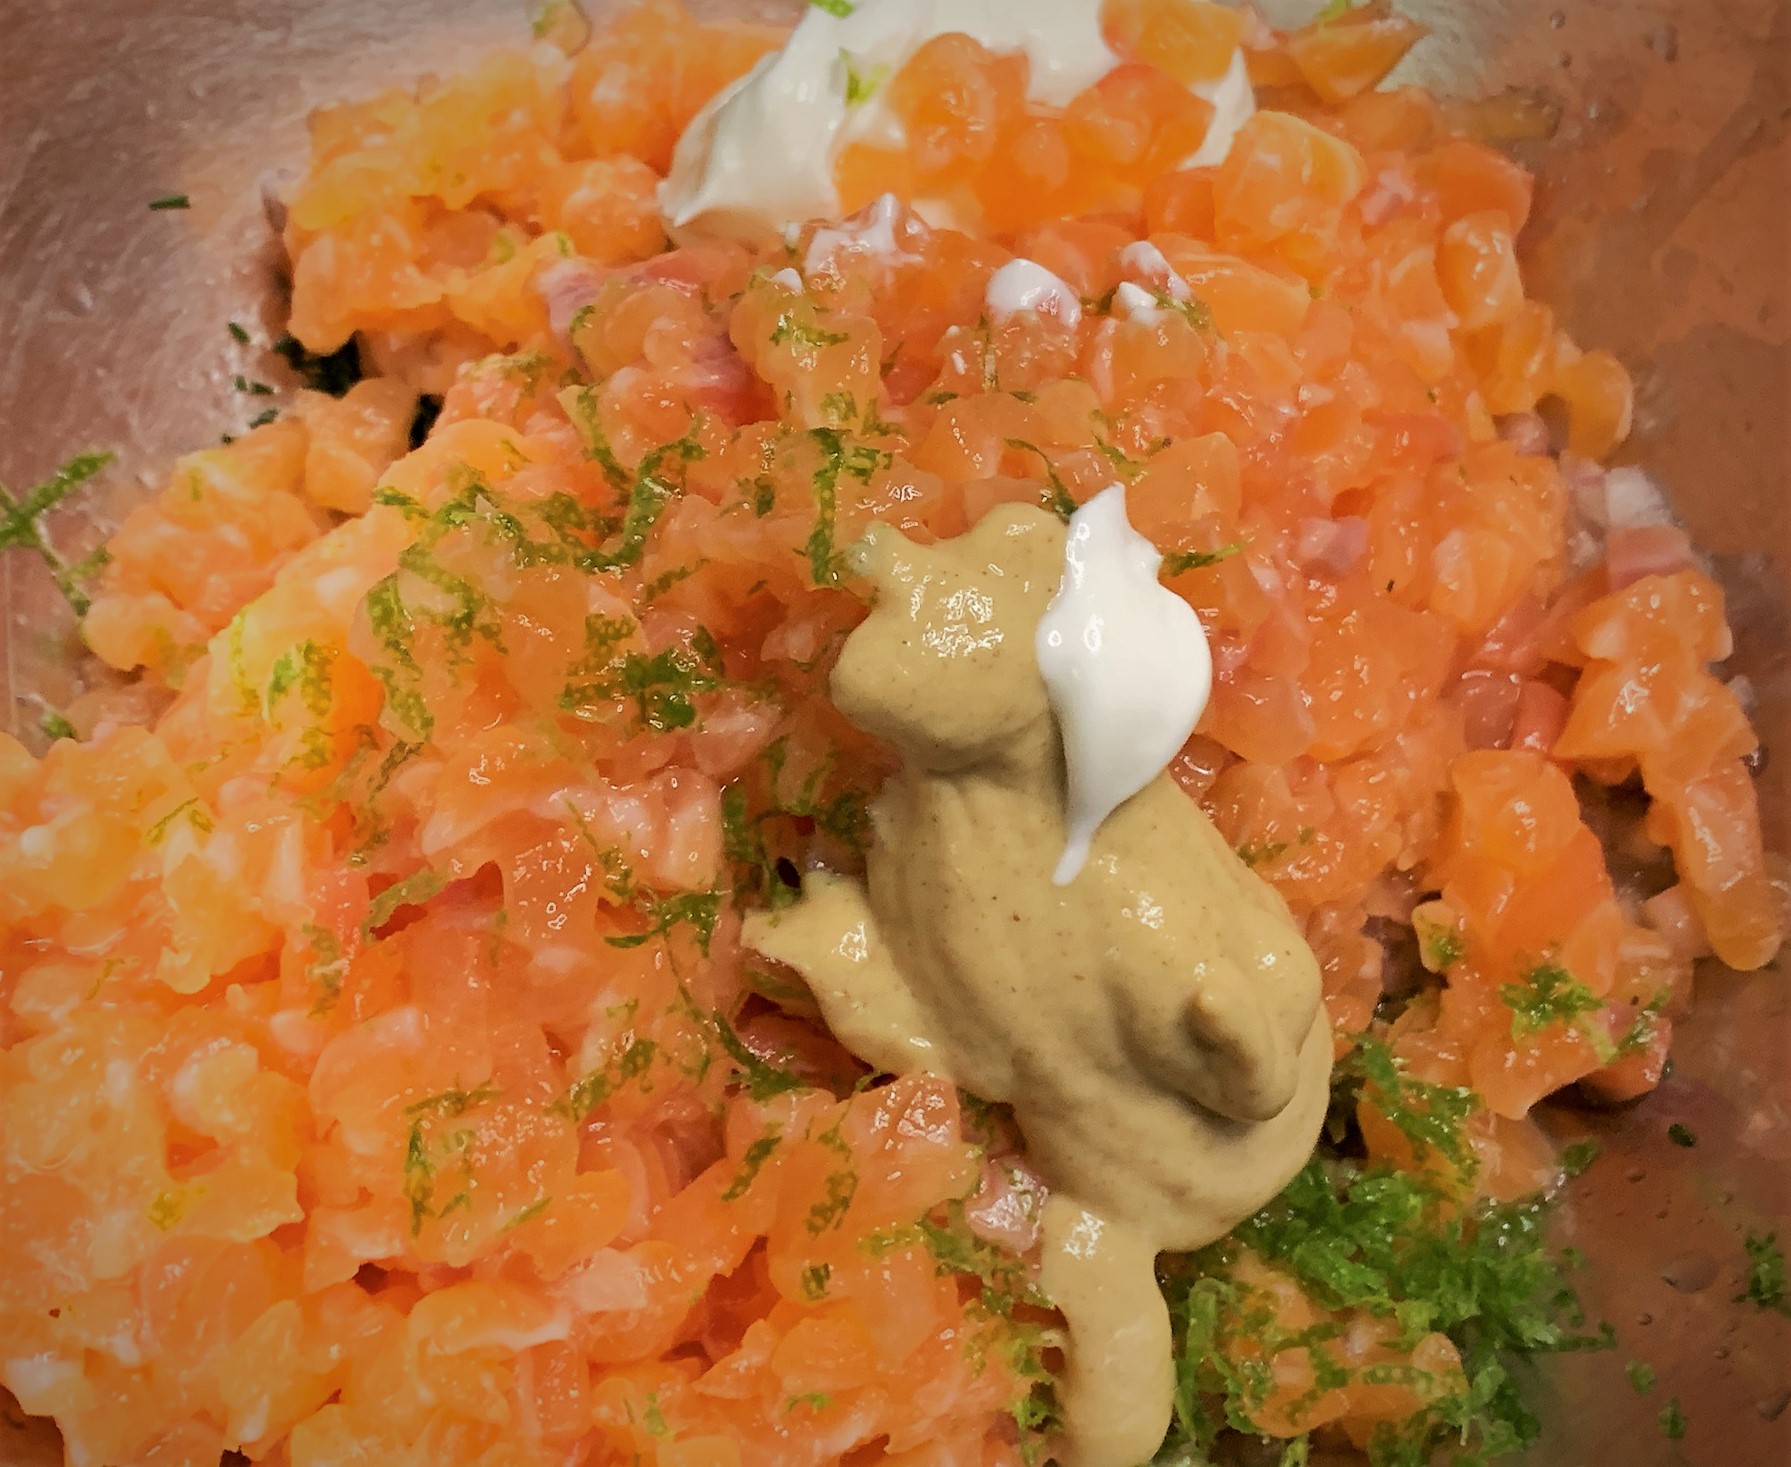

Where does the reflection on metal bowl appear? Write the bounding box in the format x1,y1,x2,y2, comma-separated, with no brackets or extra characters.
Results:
0,1,1784,1464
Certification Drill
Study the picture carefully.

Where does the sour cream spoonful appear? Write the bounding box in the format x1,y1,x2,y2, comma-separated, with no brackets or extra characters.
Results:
1035,486,1213,884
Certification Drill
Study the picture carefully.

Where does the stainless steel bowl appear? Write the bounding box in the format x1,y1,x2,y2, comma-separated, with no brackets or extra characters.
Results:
1,1,1785,1462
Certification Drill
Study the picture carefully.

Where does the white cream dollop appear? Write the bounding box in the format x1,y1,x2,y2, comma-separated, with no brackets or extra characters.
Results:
1111,240,1195,323
1035,484,1212,885
986,258,1083,326
1185,49,1256,169
662,0,1256,244
803,191,919,274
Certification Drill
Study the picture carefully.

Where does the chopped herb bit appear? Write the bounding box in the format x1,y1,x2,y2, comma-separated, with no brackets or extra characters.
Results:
274,332,363,397
720,783,802,911
919,1207,1041,1317
761,736,871,852
804,1123,859,1234
404,1084,499,1120
861,1222,924,1258
562,633,722,732
1627,1360,1656,1395
506,1196,551,1229
595,430,705,569
1666,1123,1696,1148
147,1189,189,1230
840,48,890,106
1277,1439,1310,1467
364,868,450,935
1559,1139,1600,1177
39,709,77,742
1160,541,1246,577
400,1087,490,1235
1004,438,1078,520
145,797,215,845
1737,1231,1789,1314
0,450,114,535
770,309,850,351
227,320,252,344
640,560,701,603
0,450,117,616
721,1129,782,1202
301,923,349,1017
363,574,436,739
800,427,885,586
265,640,335,719
1235,840,1287,868
1316,0,1356,24
1500,961,1604,1040
1334,1039,1479,1176
1658,1397,1686,1441
148,194,190,211
606,890,722,955
1011,1386,1059,1439
558,385,631,488
809,0,854,16
799,1262,832,1301
862,402,902,437
370,485,422,517
1415,913,1463,972
1615,991,1668,1057
249,408,280,429
560,1037,660,1121
786,1393,832,1414
1136,288,1214,332
1091,433,1144,481
1161,1149,1609,1467
712,1012,806,1102
819,389,858,425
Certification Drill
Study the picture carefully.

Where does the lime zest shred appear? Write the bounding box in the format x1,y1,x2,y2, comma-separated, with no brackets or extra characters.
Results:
1003,438,1078,520
721,1128,782,1202
605,890,722,955
840,48,890,105
364,868,450,936
804,1121,859,1234
1501,960,1605,1041
39,708,78,743
1160,541,1246,578
1159,1148,1613,1467
0,450,117,615
711,1011,806,1102
1658,1398,1687,1441
1335,1038,1480,1176
1559,1139,1600,1178
559,1036,661,1122
1737,1231,1790,1314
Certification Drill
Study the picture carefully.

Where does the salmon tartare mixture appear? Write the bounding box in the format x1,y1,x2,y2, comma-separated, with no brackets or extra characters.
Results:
1,2,1782,1465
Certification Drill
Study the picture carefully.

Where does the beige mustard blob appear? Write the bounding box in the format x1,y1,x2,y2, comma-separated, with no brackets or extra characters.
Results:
743,504,1331,1467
